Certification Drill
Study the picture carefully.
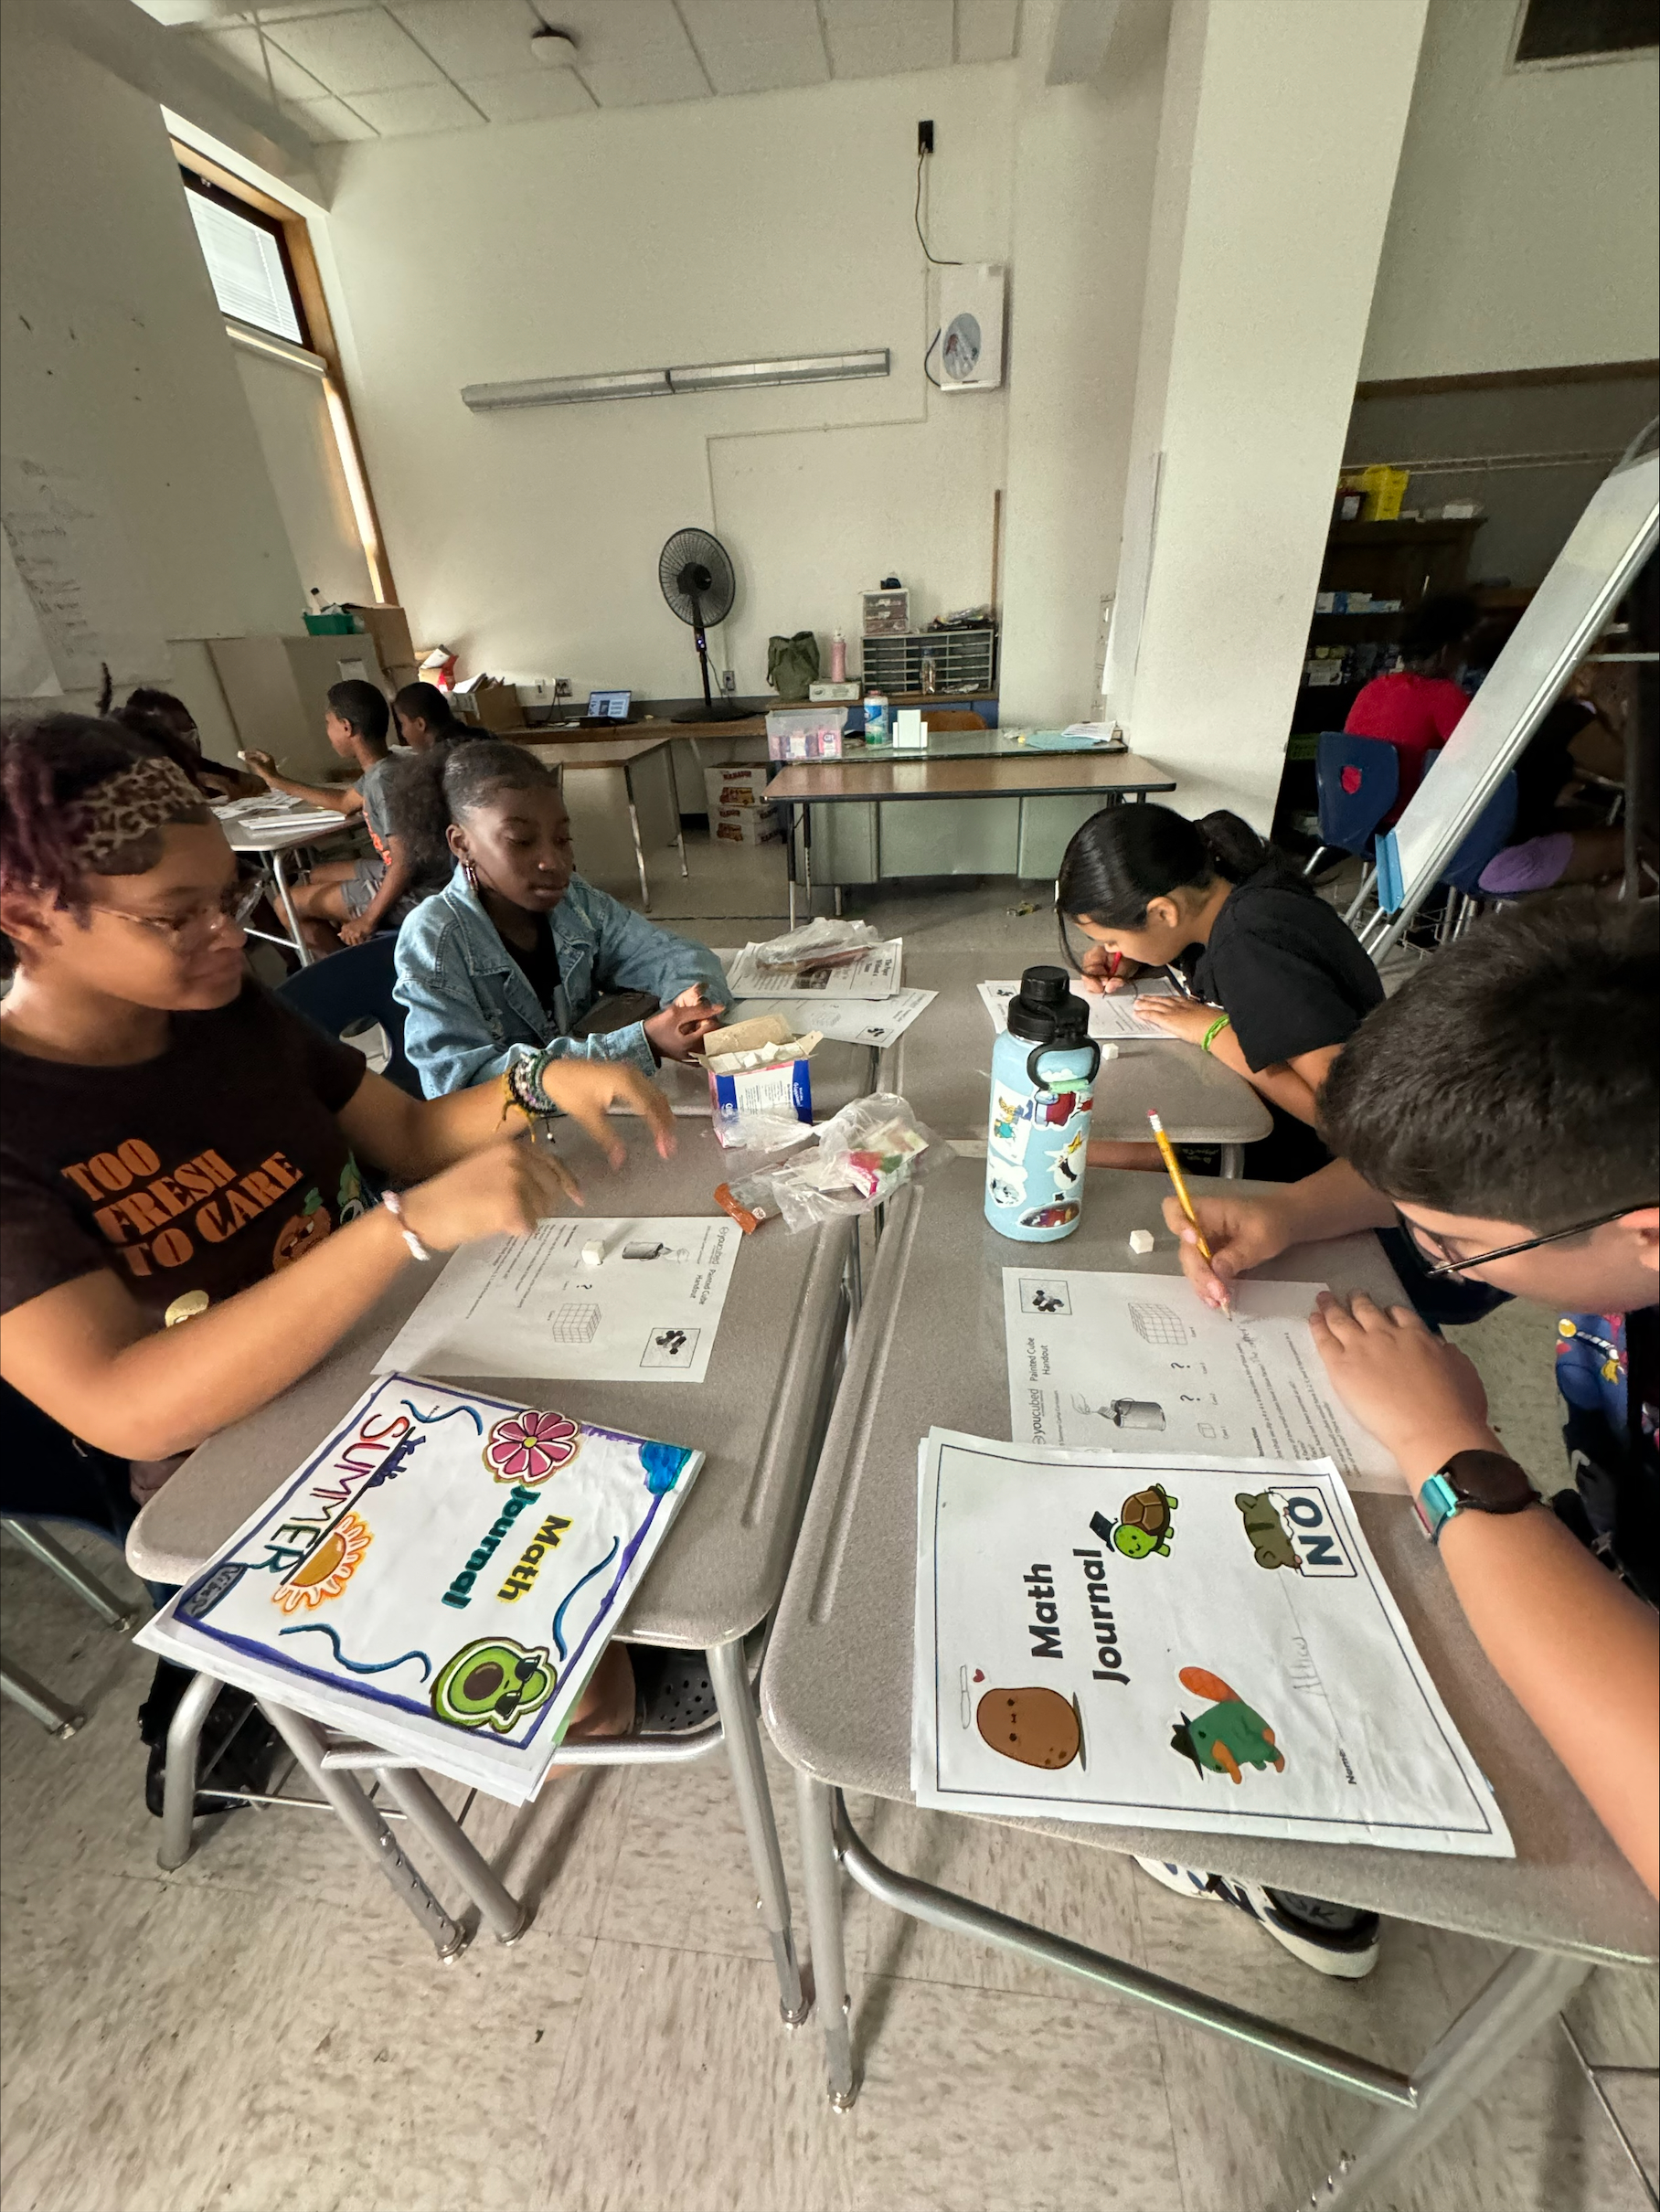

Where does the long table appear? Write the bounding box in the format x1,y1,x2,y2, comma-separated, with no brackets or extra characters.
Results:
760,1171,1657,2201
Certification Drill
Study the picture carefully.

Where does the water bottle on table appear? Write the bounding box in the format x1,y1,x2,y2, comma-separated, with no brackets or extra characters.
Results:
984,966,1100,1242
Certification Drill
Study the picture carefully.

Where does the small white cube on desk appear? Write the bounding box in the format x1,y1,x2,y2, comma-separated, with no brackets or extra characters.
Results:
1128,1228,1155,1255
580,1239,606,1269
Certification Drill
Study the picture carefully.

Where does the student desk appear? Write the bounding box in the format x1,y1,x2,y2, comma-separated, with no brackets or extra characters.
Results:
889,948,1272,1173
526,736,686,911
760,1172,1658,2203
764,752,1176,925
127,1138,850,2019
216,800,352,969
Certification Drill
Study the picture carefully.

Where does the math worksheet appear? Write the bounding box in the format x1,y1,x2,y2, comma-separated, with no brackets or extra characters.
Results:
376,1216,739,1385
141,1375,701,1801
1003,1268,1402,1491
723,938,902,999
979,976,1176,1041
726,986,936,1048
913,1429,1512,1856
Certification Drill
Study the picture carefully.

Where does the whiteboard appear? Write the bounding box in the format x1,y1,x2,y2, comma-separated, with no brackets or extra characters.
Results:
1372,450,1657,936
0,454,169,697
0,530,60,700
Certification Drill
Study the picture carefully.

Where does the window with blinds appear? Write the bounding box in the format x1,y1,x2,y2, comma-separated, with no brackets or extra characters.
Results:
183,178,305,346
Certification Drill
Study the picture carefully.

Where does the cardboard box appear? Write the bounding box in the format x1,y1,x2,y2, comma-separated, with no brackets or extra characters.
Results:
342,603,416,675
712,802,783,847
454,675,527,732
704,762,774,812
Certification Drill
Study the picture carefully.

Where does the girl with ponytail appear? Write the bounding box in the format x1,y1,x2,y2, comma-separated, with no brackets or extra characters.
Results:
1056,802,1384,1180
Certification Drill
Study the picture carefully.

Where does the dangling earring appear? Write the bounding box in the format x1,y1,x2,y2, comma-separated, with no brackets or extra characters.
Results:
462,856,479,892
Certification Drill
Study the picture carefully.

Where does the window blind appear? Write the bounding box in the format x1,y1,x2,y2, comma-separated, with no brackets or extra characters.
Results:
186,191,303,346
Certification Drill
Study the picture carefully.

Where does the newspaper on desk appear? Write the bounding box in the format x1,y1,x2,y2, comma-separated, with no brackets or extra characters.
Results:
138,1375,701,1802
979,977,1177,1042
723,938,903,1000
1004,1269,1404,1492
912,1429,1512,1856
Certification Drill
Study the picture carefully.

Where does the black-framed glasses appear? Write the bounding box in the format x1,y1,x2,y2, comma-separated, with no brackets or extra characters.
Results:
1398,1204,1648,1280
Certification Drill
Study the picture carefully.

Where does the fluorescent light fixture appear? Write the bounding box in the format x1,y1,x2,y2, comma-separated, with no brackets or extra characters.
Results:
462,350,889,411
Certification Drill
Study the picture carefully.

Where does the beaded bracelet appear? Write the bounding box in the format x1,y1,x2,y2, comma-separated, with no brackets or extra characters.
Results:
1200,1013,1231,1055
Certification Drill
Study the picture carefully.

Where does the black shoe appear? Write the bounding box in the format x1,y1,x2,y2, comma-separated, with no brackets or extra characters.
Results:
139,1660,284,1819
630,1648,718,1733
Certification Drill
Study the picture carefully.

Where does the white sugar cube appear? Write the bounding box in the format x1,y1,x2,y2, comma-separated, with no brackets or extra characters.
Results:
580,1239,605,1268
1128,1228,1155,1255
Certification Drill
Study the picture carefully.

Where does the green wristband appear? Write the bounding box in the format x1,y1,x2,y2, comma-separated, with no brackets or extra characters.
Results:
1200,1014,1231,1054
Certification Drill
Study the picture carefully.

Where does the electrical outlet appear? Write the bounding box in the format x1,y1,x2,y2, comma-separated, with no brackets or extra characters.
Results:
721,668,736,695
553,676,571,700
918,119,934,156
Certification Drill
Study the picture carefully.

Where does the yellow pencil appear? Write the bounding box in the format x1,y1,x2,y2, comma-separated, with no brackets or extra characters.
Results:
1146,1110,1231,1316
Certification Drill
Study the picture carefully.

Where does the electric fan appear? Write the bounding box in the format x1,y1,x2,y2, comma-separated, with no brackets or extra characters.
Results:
658,527,737,722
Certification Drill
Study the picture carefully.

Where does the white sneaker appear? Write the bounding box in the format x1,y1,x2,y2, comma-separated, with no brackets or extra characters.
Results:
1133,1856,1380,1980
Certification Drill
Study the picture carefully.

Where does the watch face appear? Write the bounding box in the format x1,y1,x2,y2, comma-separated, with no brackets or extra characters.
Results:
1442,1450,1536,1513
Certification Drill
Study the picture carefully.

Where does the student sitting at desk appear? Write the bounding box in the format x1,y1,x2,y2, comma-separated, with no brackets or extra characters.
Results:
241,679,442,952
96,671,264,800
1057,803,1383,1181
392,681,477,753
0,715,676,1797
1165,893,1658,1898
388,740,727,1097
1343,592,1478,821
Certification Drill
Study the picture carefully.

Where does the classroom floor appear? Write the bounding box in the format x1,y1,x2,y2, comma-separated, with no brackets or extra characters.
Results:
4,833,1656,2212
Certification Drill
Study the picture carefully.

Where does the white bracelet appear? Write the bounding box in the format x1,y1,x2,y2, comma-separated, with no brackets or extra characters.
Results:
382,1189,433,1263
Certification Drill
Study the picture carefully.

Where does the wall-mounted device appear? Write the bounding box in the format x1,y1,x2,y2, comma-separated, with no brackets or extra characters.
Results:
935,264,1006,393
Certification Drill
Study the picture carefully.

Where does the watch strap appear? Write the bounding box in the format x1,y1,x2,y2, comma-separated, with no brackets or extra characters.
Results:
1414,1449,1536,1545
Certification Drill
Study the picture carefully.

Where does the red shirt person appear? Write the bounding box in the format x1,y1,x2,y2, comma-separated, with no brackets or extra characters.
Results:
1344,594,1479,824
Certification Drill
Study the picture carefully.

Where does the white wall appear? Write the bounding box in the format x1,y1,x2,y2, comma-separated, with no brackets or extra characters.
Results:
233,347,375,611
0,0,302,707
1362,0,1660,380
316,68,1019,699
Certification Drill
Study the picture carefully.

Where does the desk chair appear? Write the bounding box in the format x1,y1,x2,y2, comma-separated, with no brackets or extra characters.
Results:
1423,753,1518,943
275,933,421,1098
1303,732,1399,923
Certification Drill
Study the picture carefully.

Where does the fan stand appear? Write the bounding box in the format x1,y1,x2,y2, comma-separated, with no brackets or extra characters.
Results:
671,592,733,723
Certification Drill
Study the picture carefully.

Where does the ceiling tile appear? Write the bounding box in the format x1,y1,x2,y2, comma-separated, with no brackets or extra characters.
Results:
264,8,445,92
822,0,952,78
676,0,827,96
285,91,381,137
346,80,487,132
548,0,708,109
461,69,596,121
955,0,1017,64
187,25,328,97
388,0,545,81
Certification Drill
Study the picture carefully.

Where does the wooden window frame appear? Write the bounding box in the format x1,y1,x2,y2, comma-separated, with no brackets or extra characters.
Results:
175,143,397,606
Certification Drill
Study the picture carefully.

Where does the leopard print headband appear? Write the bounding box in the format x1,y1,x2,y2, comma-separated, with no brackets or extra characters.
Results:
68,758,208,870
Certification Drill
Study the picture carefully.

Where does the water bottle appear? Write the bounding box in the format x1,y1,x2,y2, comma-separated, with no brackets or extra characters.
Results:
863,686,890,745
984,966,1100,1242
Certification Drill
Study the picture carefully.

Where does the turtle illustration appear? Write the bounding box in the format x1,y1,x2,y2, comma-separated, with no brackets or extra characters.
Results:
1090,1482,1178,1561
1235,1490,1303,1572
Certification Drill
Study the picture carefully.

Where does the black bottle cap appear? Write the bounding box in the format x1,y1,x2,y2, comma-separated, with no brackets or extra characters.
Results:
1007,963,1089,1046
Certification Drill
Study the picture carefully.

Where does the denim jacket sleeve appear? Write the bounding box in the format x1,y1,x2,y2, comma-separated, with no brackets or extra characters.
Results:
577,880,729,1011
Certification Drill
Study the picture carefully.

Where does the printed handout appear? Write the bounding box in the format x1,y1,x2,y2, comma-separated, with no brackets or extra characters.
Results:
913,1428,1512,1855
1003,1268,1403,1492
725,986,935,1048
979,977,1178,1042
376,1216,739,1386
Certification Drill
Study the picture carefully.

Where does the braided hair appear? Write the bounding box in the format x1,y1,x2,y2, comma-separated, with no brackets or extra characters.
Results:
382,739,560,881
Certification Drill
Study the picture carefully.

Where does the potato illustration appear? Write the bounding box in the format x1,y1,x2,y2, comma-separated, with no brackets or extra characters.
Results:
975,1685,1083,1770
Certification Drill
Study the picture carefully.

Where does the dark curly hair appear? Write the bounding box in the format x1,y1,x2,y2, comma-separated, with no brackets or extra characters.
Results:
0,713,214,973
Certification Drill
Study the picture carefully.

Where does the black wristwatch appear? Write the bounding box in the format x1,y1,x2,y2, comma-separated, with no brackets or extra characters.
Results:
1414,1449,1538,1546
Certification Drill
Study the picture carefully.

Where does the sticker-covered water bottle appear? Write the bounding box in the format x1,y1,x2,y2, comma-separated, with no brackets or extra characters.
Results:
984,966,1100,1242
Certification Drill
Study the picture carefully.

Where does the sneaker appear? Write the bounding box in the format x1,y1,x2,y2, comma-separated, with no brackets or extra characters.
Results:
1133,1856,1380,1979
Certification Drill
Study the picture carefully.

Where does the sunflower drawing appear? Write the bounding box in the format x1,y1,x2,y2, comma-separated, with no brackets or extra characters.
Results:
272,1512,373,1615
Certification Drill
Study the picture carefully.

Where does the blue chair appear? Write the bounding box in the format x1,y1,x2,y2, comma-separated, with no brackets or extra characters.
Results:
275,933,420,1098
1439,771,1519,895
1304,732,1399,922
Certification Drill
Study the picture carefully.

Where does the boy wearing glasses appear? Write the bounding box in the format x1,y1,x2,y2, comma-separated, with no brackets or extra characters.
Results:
1165,891,1656,1897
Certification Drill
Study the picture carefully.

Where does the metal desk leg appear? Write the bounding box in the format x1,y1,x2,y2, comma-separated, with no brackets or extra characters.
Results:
1,1660,85,1738
1315,1946,1591,2208
372,1765,530,1944
2,1521,140,1629
624,765,652,911
157,1667,222,1871
1219,1144,1243,1179
261,1702,471,1961
269,848,314,969
706,1636,808,2027
788,803,801,931
794,1770,857,2109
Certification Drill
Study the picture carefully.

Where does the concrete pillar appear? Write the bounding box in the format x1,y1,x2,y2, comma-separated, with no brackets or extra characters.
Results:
1103,0,1431,825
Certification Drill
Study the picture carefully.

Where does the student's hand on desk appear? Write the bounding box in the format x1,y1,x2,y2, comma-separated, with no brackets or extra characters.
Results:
1163,1189,1293,1311
532,1058,676,1164
644,985,726,1064
1133,996,1223,1045
1308,1291,1498,1485
400,1135,583,1248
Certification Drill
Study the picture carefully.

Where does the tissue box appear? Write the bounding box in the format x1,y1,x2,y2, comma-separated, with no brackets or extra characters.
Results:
708,1056,813,1128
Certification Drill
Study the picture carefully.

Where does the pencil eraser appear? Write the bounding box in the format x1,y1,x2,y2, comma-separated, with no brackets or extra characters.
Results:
1128,1228,1155,1255
580,1239,605,1268
1101,1042,1119,1061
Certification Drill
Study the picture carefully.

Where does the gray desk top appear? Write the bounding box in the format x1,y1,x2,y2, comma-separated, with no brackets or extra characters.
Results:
129,1137,848,1652
761,1174,1659,1967
891,950,1272,1149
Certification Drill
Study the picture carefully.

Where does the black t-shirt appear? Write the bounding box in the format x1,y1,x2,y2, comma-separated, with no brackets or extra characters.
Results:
505,915,562,1016
1184,868,1385,1181
1513,698,1594,842
1,984,369,1325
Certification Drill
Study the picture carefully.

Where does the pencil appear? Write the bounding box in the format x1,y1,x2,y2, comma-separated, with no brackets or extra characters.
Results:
1146,1111,1232,1317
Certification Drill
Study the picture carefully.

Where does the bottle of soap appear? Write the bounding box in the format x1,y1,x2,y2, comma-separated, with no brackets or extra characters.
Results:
829,630,847,684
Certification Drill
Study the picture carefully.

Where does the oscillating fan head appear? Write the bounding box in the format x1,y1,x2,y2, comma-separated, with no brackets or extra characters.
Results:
658,528,736,628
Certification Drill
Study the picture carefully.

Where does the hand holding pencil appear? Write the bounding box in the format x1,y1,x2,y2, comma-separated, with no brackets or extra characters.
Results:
1147,1111,1233,1319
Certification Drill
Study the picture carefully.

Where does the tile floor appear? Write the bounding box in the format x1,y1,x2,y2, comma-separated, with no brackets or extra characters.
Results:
5,833,1655,2212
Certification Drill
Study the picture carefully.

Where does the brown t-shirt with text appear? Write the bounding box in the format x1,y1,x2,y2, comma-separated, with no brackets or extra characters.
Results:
1,984,369,1326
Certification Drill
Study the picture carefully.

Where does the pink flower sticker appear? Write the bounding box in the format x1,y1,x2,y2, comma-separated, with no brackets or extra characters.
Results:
484,1409,580,1485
